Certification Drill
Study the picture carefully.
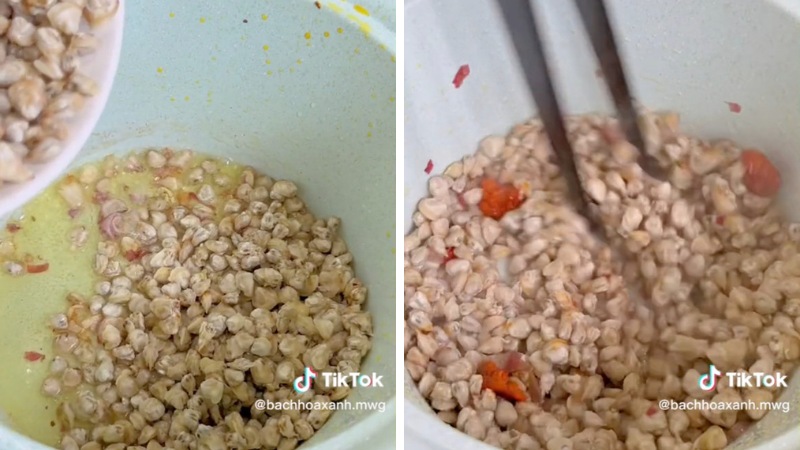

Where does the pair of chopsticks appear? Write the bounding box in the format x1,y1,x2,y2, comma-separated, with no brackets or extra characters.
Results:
498,0,666,216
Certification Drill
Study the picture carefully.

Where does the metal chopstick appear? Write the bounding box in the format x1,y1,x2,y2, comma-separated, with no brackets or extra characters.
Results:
574,0,667,180
496,0,591,215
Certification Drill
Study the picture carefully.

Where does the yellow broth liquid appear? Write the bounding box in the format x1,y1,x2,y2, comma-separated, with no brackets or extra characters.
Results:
0,152,244,446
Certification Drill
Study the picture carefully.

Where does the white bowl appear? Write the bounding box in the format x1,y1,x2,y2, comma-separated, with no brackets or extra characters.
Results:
405,0,800,448
0,1,125,219
0,1,394,449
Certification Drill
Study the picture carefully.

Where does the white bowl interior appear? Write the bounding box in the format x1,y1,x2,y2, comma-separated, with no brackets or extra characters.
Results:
0,1,395,449
404,0,800,448
0,1,125,219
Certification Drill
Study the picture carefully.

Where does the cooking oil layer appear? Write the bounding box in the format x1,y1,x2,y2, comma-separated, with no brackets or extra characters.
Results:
0,153,244,446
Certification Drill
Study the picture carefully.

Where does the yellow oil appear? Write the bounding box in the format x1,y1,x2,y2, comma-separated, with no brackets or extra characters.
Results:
0,152,245,446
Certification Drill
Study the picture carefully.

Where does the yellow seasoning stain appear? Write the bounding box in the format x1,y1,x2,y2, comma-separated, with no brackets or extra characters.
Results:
304,32,312,40
262,44,269,51
261,14,268,21
354,4,370,16
336,27,344,34
211,56,217,62
391,247,396,255
296,59,302,65
389,96,395,102
323,31,330,38
354,48,360,55
265,59,271,65
168,12,175,18
391,55,396,63
267,70,273,76
184,96,190,102
386,231,391,238
156,67,164,74
346,14,371,35
199,17,206,23
289,67,295,73
169,96,176,102
327,2,343,13
367,131,372,137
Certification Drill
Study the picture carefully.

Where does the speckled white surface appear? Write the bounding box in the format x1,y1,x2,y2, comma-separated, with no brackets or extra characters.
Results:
0,0,396,449
405,0,800,448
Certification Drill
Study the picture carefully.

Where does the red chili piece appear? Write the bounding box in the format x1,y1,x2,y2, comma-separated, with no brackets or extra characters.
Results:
6,223,20,233
725,101,742,113
444,247,456,263
452,64,470,88
479,178,523,220
741,149,781,197
456,193,468,209
24,351,45,362
124,249,146,261
26,262,49,273
424,159,434,174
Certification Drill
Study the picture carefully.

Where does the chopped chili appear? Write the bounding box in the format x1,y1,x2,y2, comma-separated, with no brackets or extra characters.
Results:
6,223,20,233
479,178,523,220
444,247,456,263
24,351,45,362
424,159,434,174
26,262,49,273
93,190,110,204
456,193,467,209
741,149,781,197
452,64,470,88
725,101,742,113
478,360,528,402
715,215,725,226
124,249,146,261
501,351,528,373
177,191,199,205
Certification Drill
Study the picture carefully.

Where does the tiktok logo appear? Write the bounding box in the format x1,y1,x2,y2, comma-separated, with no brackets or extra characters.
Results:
293,367,317,393
698,364,722,391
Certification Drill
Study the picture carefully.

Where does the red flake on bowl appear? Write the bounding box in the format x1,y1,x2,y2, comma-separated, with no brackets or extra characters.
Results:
424,159,434,174
24,351,45,362
725,102,742,113
452,64,470,88
26,262,49,273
